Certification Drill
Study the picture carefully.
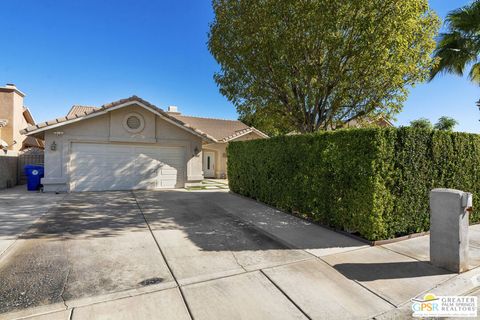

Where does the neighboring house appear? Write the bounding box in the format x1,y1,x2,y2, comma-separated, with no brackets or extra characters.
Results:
344,116,393,128
0,84,44,155
287,116,394,135
21,96,267,192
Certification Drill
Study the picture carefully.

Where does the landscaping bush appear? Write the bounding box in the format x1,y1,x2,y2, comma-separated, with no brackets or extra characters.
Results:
227,127,480,241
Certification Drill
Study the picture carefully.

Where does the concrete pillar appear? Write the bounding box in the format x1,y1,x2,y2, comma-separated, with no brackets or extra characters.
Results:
430,188,472,273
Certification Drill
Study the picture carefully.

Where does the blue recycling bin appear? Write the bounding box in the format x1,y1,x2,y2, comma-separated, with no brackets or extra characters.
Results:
24,165,44,191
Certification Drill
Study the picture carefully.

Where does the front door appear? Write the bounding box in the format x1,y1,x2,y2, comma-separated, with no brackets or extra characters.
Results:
203,151,215,178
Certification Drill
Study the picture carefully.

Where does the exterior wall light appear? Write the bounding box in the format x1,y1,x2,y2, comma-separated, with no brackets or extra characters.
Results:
194,146,200,157
51,141,57,151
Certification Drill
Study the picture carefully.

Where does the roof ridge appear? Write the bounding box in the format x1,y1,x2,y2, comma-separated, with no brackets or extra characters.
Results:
67,105,98,116
222,127,253,142
173,114,244,123
71,104,98,108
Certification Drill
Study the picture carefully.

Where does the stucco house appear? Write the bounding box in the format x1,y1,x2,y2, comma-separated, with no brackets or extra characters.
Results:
21,96,267,192
0,84,44,155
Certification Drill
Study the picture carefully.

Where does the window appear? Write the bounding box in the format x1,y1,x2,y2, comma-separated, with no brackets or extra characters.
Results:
207,156,211,170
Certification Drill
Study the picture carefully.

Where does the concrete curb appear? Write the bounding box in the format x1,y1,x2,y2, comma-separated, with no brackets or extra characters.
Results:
374,265,480,319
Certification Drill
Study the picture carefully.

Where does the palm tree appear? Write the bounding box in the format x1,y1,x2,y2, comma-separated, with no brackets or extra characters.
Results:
434,116,458,131
430,1,480,84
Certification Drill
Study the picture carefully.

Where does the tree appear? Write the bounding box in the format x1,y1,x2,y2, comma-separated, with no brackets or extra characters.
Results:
239,109,294,137
430,1,480,84
209,0,439,133
434,116,458,131
410,118,433,130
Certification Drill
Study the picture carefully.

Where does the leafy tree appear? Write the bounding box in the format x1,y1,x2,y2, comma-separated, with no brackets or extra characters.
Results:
209,0,439,133
430,0,480,84
434,116,458,131
239,109,294,137
410,118,433,130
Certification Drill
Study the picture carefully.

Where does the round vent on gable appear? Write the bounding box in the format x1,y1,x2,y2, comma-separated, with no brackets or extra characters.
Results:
123,113,145,133
127,115,141,130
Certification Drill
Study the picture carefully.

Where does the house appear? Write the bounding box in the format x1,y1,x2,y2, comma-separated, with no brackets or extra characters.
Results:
21,96,267,192
166,108,268,179
0,84,44,155
344,116,393,128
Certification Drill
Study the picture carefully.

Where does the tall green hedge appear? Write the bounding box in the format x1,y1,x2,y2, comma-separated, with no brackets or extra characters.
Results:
227,128,480,241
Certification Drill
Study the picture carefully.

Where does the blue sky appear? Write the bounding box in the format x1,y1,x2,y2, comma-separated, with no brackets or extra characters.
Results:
0,0,478,132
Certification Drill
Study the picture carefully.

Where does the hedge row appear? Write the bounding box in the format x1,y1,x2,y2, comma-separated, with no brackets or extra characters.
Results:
227,128,480,241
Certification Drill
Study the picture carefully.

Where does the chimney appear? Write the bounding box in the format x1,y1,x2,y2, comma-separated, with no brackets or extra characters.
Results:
0,83,25,97
167,106,180,114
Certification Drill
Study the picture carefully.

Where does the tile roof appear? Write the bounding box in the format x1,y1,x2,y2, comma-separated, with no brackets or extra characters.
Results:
20,96,218,143
169,115,267,142
20,96,268,142
67,105,98,117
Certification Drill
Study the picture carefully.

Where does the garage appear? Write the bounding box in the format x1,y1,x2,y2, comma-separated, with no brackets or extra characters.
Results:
20,97,215,192
70,143,185,191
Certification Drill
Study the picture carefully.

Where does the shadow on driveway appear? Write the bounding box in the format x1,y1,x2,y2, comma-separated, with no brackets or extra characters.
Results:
18,190,364,254
0,189,365,315
333,261,453,281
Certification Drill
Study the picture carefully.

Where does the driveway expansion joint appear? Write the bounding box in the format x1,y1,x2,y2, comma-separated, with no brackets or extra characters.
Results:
60,267,71,309
132,191,195,320
68,308,74,320
259,269,313,320
316,254,399,309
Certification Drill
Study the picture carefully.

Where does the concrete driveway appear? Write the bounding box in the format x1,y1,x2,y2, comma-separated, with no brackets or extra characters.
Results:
0,188,473,320
0,187,64,257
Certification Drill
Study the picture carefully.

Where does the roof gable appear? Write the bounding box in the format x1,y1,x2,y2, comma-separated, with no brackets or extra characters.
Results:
22,108,36,125
21,96,217,143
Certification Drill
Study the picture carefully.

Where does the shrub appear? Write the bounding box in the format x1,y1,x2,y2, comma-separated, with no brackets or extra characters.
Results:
227,127,480,241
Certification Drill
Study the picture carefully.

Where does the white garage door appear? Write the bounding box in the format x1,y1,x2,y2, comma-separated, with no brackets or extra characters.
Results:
70,143,185,191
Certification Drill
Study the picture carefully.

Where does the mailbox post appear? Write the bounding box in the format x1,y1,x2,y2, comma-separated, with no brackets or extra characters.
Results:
430,188,472,273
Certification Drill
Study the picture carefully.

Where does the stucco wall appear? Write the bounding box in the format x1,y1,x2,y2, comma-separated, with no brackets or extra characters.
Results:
0,154,17,189
204,131,266,179
0,92,14,149
42,104,203,191
0,90,29,152
13,94,29,151
110,104,156,142
204,143,227,178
